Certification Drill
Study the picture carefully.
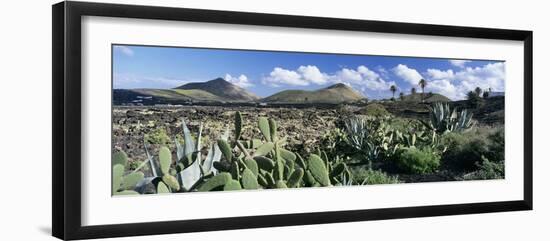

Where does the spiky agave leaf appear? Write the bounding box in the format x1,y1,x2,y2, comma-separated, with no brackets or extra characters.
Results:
143,136,159,177
181,119,196,164
178,159,202,191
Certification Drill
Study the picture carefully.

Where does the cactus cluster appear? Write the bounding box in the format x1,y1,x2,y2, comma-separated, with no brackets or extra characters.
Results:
343,115,448,167
197,112,351,191
112,150,145,195
112,112,425,195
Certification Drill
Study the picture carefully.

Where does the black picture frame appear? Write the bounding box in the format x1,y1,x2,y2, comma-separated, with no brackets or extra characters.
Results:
52,1,533,240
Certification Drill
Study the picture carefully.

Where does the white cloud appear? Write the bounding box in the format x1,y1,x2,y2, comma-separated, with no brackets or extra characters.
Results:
263,67,308,86
425,79,463,100
376,66,390,79
224,74,253,88
262,65,393,92
336,68,363,82
298,65,329,85
449,59,472,68
454,62,505,91
426,68,454,79
392,64,423,85
262,65,328,87
114,46,134,56
425,62,505,100
334,66,395,91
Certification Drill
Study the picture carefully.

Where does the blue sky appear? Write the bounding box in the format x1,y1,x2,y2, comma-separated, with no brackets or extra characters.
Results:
113,45,505,100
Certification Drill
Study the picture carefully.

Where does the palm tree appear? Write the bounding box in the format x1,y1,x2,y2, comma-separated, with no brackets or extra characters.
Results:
411,87,417,95
418,79,427,102
390,85,397,100
399,92,404,101
474,87,482,97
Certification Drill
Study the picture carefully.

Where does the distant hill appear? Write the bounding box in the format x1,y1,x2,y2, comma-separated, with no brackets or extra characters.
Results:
400,93,451,103
262,83,365,104
113,88,227,105
175,78,260,101
113,78,261,105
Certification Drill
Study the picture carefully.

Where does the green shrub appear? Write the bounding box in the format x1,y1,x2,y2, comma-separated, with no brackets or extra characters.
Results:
464,156,504,180
359,103,390,117
396,147,440,174
441,126,504,171
144,127,171,145
487,127,505,161
350,168,400,185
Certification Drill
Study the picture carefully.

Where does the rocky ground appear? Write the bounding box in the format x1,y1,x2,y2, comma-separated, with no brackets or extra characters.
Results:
112,105,354,165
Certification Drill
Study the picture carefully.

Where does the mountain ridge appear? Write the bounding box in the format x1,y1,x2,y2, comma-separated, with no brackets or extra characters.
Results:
113,78,459,105
262,83,365,104
175,78,260,101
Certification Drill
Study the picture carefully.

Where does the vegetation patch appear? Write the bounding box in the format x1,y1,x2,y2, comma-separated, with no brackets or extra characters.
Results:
358,103,390,117
395,147,441,174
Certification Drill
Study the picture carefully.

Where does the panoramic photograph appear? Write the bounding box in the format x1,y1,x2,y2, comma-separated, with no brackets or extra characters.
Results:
111,44,505,195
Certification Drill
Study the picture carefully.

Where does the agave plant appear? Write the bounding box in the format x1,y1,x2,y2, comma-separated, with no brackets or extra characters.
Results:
344,116,380,162
425,102,475,134
343,116,385,165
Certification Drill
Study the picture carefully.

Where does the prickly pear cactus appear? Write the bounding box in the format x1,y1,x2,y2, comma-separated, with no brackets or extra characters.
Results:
112,150,145,195
223,179,242,191
258,117,271,142
307,154,331,186
235,111,243,141
198,173,232,191
286,168,304,188
241,169,259,189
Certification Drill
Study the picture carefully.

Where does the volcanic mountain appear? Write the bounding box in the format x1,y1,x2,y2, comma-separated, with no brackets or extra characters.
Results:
174,78,260,101
113,78,261,105
262,83,365,104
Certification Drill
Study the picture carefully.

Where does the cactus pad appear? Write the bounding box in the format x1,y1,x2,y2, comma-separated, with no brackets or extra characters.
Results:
113,151,128,167
241,169,259,189
217,139,233,162
156,181,170,193
258,117,271,142
253,156,275,171
244,158,259,176
269,118,278,142
122,172,145,190
235,111,243,140
275,180,288,188
254,142,274,157
280,148,296,162
158,146,172,175
307,154,330,186
198,173,232,191
112,164,124,193
223,179,242,191
162,174,180,191
287,168,304,188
